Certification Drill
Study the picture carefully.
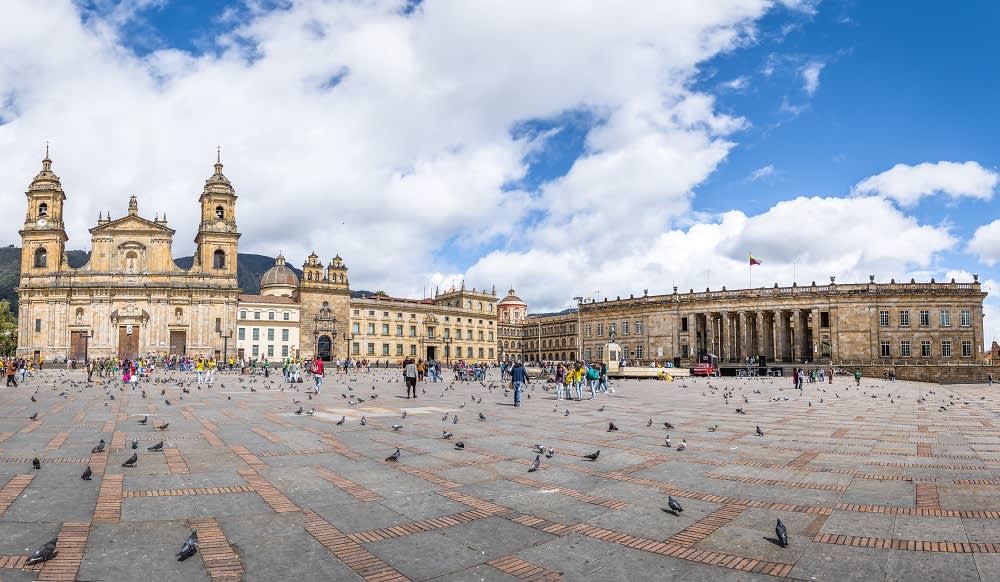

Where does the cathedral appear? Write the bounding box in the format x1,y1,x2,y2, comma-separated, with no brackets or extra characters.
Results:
16,149,240,361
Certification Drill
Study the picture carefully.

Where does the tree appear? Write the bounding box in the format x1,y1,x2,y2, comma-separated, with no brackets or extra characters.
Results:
0,300,16,356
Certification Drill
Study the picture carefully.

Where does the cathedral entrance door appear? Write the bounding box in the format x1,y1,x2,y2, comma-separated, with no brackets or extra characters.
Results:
118,326,139,359
426,346,436,362
317,335,332,361
70,332,87,362
169,331,187,356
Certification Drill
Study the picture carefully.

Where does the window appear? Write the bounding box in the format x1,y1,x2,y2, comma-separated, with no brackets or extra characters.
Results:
879,310,889,327
921,340,931,357
609,323,616,336
941,340,952,357
478,330,484,341
478,302,483,311
215,205,225,219
636,346,643,360
489,348,494,358
960,310,972,327
444,329,451,339
267,329,274,341
622,322,629,336
585,348,592,359
268,312,275,321
283,312,290,321
215,318,221,333
396,325,403,336
635,321,643,335
479,347,484,358
820,311,830,328
397,312,403,319
252,345,259,356
382,324,389,335
900,340,911,357
899,310,910,327
252,328,259,340
352,322,360,334
681,318,688,332
409,326,417,337
281,345,288,357
962,340,972,357
238,328,245,340
366,343,374,355
489,304,493,312
367,323,375,334
368,310,375,316
681,344,689,358
919,310,930,326
34,319,41,333
267,345,274,357
354,309,360,316
254,311,261,320
466,330,472,340
940,311,951,327
38,202,48,217
597,323,603,337
382,344,390,356
383,311,389,317
427,327,435,338
488,331,494,341
239,310,246,319
585,324,592,337
396,344,403,356
467,346,473,357
281,329,289,341
467,301,472,309
34,248,46,268
352,342,359,354
880,341,891,357
213,249,225,269
410,314,416,319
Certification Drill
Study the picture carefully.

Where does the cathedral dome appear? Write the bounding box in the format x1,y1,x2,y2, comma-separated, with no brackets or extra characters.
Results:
260,254,298,296
498,288,527,306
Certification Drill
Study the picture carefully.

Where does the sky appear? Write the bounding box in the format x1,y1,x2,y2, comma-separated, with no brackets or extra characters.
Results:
2,0,1000,346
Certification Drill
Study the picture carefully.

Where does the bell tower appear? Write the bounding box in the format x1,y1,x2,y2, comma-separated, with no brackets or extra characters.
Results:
20,145,68,275
194,149,240,276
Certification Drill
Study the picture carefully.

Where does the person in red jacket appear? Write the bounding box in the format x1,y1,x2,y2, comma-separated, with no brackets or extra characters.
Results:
314,358,324,394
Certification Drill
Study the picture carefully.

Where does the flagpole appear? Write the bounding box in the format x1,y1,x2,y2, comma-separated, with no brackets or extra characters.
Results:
749,253,752,290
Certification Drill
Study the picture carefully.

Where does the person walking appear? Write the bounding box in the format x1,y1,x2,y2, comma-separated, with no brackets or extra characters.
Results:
314,357,324,394
6,359,17,387
404,358,418,398
510,360,528,407
854,368,862,386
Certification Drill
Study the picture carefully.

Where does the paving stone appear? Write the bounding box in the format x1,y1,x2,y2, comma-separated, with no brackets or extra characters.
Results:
365,530,489,580
437,516,556,560
886,549,979,582
818,511,895,539
790,543,888,581
77,521,211,582
893,515,969,543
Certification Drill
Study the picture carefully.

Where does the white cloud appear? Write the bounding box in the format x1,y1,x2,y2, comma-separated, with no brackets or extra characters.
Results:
746,164,775,181
801,61,824,95
852,161,998,207
968,219,1000,266
720,76,750,90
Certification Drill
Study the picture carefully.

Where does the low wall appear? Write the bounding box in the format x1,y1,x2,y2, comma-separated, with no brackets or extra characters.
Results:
853,365,996,385
611,367,690,379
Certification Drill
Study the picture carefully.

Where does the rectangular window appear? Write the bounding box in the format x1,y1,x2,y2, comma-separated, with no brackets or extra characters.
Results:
267,329,274,341
281,345,288,357
900,340,911,357
940,311,951,327
961,310,972,327
409,344,416,356
820,311,830,328
488,331,494,341
396,325,403,336
636,346,643,360
238,328,245,340
466,330,473,340
899,310,910,327
353,309,359,316
215,317,222,333
352,342,359,354
467,346,473,357
252,328,259,341
383,311,389,317
382,344,390,356
585,324,592,337
622,321,629,336
444,329,450,339
367,323,375,334
283,312,290,321
962,340,972,357
920,310,930,326
880,341,891,357
366,343,374,355
585,347,592,359
382,324,389,335
254,312,260,320
267,345,274,357
681,344,689,358
879,310,889,327
252,345,259,356
478,330,484,341
268,312,275,320
352,322,360,334
635,321,642,335
488,348,494,359
681,318,688,332
397,312,402,319
239,310,246,319
427,327,435,338
921,340,931,357
597,323,604,336
396,344,403,356
281,329,288,342
941,340,952,357
479,347,484,358
409,326,417,337
368,310,374,316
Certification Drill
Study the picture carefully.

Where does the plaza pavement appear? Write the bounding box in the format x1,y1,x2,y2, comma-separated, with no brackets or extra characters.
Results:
0,367,998,581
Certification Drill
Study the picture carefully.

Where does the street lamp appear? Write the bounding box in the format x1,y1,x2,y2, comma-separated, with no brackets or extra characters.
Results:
82,330,94,365
443,337,453,366
218,330,232,368
573,296,584,362
345,332,354,362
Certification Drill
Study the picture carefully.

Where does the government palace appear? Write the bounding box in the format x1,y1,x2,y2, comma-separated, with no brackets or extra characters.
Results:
15,152,990,381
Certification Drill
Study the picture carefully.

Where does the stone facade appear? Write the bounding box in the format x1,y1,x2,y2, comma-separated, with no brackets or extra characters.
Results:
16,151,239,361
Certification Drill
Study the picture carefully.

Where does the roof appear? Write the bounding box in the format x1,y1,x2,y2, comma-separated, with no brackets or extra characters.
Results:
498,288,526,306
260,264,299,288
238,294,298,305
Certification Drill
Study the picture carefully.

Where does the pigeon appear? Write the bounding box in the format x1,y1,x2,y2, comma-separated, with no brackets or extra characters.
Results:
441,413,449,421
528,454,540,472
478,412,486,421
91,439,106,453
385,448,400,462
26,538,57,565
708,425,718,432
305,408,314,416
30,395,36,402
294,406,303,415
401,410,407,419
156,422,170,431
775,518,789,547
32,457,40,470
176,530,198,561
564,409,570,416
756,426,764,437
454,442,465,450
131,439,138,450
81,466,92,480
667,496,683,513
664,422,674,429
392,424,403,431
148,441,164,452
336,416,345,425
442,431,453,439
360,416,367,426
646,419,653,427
546,447,554,458
676,439,687,451
598,405,605,412
452,415,459,424
583,450,600,461
608,421,618,432
535,444,546,453
138,416,148,424
122,452,138,467
29,412,38,420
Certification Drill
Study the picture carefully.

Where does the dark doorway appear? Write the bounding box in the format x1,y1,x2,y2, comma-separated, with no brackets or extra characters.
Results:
118,326,138,359
70,331,86,362
317,335,332,361
426,346,436,361
169,331,187,355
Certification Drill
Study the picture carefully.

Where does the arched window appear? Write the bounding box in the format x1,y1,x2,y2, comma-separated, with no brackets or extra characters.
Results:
38,203,48,217
213,249,225,269
215,205,225,220
34,248,46,268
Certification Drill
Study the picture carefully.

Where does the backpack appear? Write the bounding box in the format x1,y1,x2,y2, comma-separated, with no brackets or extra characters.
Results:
586,367,598,380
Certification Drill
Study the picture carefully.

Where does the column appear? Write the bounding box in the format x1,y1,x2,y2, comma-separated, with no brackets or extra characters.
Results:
736,312,745,360
720,311,730,362
774,310,786,362
704,312,715,357
811,308,821,362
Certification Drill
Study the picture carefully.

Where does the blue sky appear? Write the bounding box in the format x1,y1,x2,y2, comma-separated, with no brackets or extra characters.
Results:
3,0,1000,342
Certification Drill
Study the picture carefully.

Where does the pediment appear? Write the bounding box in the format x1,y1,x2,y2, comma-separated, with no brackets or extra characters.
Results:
89,214,176,235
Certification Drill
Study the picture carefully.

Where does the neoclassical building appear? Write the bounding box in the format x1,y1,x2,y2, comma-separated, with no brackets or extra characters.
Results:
16,150,240,361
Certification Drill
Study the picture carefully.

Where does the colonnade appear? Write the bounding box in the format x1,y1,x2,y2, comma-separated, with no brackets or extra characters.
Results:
689,308,822,363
